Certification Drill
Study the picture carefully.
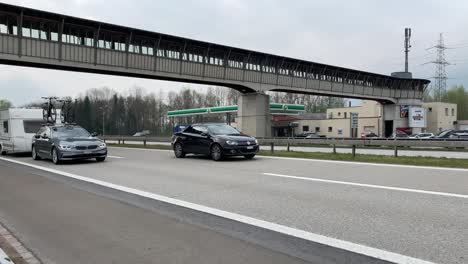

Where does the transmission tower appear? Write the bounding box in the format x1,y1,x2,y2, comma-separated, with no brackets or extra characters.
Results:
427,33,451,101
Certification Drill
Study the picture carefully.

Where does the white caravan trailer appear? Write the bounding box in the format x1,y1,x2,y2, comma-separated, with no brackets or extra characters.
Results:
0,108,45,154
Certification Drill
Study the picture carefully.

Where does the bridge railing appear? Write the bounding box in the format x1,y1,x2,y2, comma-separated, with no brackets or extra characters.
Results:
101,135,468,157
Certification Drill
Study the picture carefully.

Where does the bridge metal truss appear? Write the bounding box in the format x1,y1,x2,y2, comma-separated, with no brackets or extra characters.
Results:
0,3,430,103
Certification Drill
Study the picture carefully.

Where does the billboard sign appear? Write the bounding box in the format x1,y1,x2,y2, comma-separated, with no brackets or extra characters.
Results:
409,107,426,128
400,105,409,118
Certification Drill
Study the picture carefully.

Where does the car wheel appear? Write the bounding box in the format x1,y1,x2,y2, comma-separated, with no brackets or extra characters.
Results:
0,145,5,155
174,142,186,158
52,148,61,165
210,144,223,161
32,146,41,160
244,154,255,160
96,157,106,162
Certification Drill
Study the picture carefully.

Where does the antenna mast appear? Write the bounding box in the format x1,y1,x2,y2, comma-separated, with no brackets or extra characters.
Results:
404,28,411,72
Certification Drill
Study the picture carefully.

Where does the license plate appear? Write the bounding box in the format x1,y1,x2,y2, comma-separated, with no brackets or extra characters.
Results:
247,146,254,150
84,151,92,154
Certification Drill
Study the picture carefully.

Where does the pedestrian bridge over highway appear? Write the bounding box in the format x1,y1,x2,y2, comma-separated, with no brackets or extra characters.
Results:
0,3,430,137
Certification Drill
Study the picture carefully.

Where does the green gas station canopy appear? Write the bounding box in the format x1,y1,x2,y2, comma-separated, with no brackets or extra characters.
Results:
167,104,305,117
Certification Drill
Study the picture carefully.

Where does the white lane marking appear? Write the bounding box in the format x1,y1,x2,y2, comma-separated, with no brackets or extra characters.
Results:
0,248,14,264
107,155,124,159
263,173,468,199
0,157,436,264
108,146,171,152
258,155,468,172
110,146,468,172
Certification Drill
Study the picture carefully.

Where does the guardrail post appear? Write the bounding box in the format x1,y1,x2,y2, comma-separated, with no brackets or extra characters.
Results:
144,139,147,147
270,142,274,152
287,143,290,152
394,146,398,157
332,144,336,154
122,139,125,145
352,145,356,157
118,139,121,144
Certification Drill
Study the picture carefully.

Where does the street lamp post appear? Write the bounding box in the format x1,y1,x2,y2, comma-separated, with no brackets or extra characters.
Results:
99,106,107,136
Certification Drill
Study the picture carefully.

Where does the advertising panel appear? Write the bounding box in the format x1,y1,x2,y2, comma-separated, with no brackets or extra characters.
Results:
409,107,426,128
400,105,409,118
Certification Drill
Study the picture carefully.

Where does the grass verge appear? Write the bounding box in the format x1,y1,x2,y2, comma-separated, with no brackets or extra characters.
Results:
108,143,468,169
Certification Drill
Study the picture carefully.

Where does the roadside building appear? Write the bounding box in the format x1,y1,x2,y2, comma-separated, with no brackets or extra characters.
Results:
168,100,459,138
456,120,468,130
422,102,457,133
295,101,382,137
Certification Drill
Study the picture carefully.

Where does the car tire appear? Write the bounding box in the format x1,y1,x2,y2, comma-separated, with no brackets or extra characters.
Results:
0,145,5,155
52,148,61,165
32,145,41,160
96,157,106,162
210,144,223,161
244,154,255,160
174,142,186,158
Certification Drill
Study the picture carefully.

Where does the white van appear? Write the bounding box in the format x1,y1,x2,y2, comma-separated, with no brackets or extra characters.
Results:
0,108,45,154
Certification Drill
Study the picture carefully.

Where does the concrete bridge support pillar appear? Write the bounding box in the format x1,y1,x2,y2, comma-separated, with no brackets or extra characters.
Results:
383,99,423,137
237,93,271,138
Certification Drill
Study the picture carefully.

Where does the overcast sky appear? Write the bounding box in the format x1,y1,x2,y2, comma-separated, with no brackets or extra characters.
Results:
1,0,468,106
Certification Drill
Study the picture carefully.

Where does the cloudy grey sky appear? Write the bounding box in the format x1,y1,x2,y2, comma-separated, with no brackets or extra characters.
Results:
1,0,468,105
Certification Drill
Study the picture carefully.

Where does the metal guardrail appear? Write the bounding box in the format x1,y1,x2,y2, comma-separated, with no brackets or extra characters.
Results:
102,135,468,157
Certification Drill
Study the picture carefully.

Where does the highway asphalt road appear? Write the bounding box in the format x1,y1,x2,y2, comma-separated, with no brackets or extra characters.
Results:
0,160,309,264
107,140,468,159
1,147,467,264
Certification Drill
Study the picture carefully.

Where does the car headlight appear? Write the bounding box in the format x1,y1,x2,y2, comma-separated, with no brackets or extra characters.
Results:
254,139,258,145
59,144,74,150
226,140,238,145
99,142,107,148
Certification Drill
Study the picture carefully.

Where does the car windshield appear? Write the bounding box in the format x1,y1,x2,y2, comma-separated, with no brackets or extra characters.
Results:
437,130,451,137
53,127,91,138
207,124,240,135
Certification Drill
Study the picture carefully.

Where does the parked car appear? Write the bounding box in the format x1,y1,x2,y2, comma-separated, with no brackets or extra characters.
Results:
133,130,150,137
32,124,107,164
305,133,321,139
171,123,259,161
436,129,468,139
390,132,410,139
449,132,468,139
361,132,379,138
295,132,321,138
409,133,434,139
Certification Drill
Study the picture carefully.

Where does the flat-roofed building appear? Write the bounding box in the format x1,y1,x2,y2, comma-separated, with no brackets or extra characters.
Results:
422,102,457,133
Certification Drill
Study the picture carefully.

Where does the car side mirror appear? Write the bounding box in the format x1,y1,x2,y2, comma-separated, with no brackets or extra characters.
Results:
91,132,98,137
34,134,41,139
41,134,48,139
201,132,209,138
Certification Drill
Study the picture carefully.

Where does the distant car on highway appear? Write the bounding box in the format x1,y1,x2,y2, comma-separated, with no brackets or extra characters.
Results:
32,124,107,164
409,133,434,139
171,123,259,161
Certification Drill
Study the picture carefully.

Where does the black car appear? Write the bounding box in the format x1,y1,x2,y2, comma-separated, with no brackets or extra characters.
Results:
32,124,107,164
171,123,259,161
436,129,468,139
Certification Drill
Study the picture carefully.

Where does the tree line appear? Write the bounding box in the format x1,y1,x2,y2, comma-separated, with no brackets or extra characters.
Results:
68,86,345,136
4,84,467,136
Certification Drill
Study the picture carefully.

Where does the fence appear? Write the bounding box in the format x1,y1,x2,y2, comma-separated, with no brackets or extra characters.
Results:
102,136,468,157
